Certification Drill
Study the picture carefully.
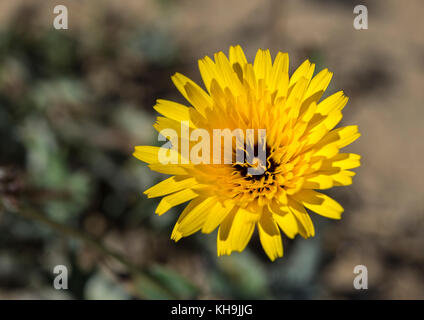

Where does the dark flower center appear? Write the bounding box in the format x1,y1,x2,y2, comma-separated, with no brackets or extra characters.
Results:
233,145,277,181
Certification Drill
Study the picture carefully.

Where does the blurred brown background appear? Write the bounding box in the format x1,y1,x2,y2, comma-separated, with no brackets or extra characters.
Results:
0,0,423,299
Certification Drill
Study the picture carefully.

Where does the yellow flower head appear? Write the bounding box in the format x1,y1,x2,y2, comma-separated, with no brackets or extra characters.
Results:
133,45,360,261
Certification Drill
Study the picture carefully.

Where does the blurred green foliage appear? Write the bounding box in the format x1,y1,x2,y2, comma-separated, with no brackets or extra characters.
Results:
0,3,324,300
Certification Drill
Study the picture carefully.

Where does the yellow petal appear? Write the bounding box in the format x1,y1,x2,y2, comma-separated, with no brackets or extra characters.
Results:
148,163,189,175
229,45,248,81
276,212,298,239
332,170,356,186
144,176,198,198
292,189,344,219
217,207,258,256
229,45,247,66
314,126,360,157
287,197,315,237
153,116,187,136
285,76,309,120
198,56,220,92
171,197,216,241
153,99,194,127
242,62,257,89
321,153,361,170
303,173,334,189
289,59,315,89
304,68,333,102
214,51,243,92
184,82,211,117
201,200,234,234
333,126,361,148
269,52,289,96
322,110,343,131
269,204,298,239
155,188,199,216
258,209,283,261
302,123,328,147
253,49,272,82
299,100,317,123
316,91,348,115
313,142,339,159
133,146,171,164
133,145,190,165
171,72,212,116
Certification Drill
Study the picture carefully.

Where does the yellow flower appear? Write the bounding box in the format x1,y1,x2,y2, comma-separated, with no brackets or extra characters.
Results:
133,45,360,261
